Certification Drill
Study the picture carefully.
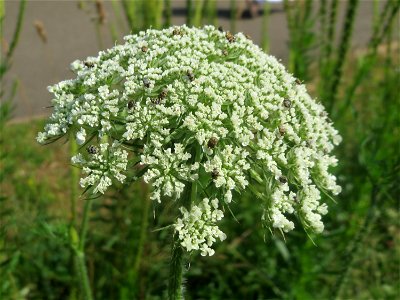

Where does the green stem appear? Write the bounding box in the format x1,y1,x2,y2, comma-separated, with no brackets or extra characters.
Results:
318,0,338,99
205,0,217,26
325,0,338,62
283,0,296,73
230,0,237,33
261,0,270,52
317,0,327,79
0,0,26,80
132,180,150,279
169,237,185,300
334,185,378,299
5,0,26,61
168,145,201,300
193,0,204,27
186,0,193,26
79,199,93,251
69,136,79,299
164,0,172,27
70,140,78,226
76,249,93,300
333,0,399,119
122,0,139,33
75,199,94,300
326,0,359,113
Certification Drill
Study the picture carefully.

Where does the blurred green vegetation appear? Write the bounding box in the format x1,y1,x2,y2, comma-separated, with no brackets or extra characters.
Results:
1,0,399,299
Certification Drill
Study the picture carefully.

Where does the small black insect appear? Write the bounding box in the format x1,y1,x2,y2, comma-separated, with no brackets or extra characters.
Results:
306,139,314,148
279,176,287,184
279,125,286,136
143,77,150,88
127,101,135,110
218,26,224,32
87,145,97,154
151,98,161,105
283,99,292,108
141,46,148,53
295,78,302,85
225,31,235,43
84,61,94,68
207,137,218,149
187,70,195,82
159,88,168,99
211,169,220,180
172,28,182,36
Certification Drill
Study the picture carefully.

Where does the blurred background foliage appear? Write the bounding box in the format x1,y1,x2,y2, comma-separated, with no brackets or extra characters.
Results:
1,0,399,299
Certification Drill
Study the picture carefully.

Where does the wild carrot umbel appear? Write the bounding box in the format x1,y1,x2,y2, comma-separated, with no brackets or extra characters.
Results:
37,26,342,296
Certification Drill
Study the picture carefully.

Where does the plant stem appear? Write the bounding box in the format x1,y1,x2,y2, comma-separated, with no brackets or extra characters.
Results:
164,0,172,27
318,0,338,99
326,0,359,113
69,136,80,299
205,0,217,26
334,185,378,299
261,0,270,52
168,185,192,300
76,249,93,300
325,0,339,63
193,0,204,27
79,199,93,251
0,0,26,80
122,0,139,33
283,0,295,73
186,0,193,26
70,140,78,226
333,0,399,119
132,180,150,280
230,0,237,33
168,145,201,300
75,198,94,300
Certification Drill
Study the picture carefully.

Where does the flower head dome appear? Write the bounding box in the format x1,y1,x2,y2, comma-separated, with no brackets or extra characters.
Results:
38,25,341,255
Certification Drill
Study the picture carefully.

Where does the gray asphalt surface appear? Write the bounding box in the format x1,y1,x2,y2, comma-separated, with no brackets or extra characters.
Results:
3,0,380,120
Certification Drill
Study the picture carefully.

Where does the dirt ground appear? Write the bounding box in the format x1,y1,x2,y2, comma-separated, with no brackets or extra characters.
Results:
3,0,380,120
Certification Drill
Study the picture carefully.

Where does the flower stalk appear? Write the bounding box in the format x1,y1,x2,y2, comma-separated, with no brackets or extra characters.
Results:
74,198,94,300
132,180,150,283
168,145,201,299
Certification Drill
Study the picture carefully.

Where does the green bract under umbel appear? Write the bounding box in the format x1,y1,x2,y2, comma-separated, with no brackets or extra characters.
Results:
37,25,341,256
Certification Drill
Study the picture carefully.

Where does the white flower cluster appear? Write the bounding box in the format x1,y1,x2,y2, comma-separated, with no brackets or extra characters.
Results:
204,145,250,203
71,142,128,194
141,143,199,202
175,198,226,256
38,25,341,255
